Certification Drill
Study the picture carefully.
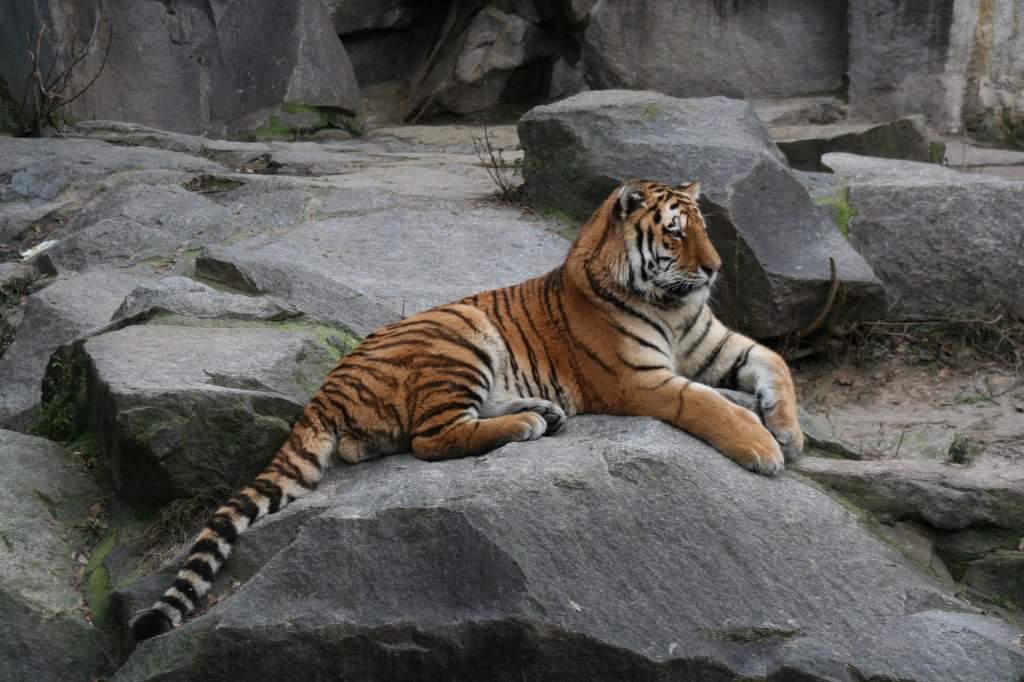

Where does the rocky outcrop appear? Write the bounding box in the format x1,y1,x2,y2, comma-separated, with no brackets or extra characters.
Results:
116,419,1024,681
70,322,339,505
0,430,109,681
519,90,887,339
0,0,361,138
823,152,1024,319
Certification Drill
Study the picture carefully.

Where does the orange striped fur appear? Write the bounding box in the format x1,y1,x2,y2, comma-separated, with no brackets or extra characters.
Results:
131,180,803,641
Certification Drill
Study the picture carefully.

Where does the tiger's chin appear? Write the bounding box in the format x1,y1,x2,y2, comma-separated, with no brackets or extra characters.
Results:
652,279,711,306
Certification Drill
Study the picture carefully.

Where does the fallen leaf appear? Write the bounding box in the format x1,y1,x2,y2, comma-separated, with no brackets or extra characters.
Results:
936,367,951,380
568,599,582,612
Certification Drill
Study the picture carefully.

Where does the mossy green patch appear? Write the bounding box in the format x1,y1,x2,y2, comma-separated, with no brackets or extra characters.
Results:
929,140,946,164
141,312,357,360
253,103,363,140
999,108,1024,149
642,103,662,120
813,185,854,239
84,531,117,628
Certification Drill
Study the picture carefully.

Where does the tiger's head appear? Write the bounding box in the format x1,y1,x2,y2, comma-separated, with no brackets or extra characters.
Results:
609,180,722,305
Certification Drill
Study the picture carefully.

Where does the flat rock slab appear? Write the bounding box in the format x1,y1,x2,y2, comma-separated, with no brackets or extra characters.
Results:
792,457,1024,530
76,323,337,505
197,201,568,337
0,430,109,681
772,116,931,172
0,136,223,243
0,270,154,430
519,91,887,338
823,152,1024,319
117,416,1023,681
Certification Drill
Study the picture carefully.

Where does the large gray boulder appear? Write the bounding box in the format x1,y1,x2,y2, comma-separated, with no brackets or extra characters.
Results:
196,200,568,338
519,91,887,338
116,419,1024,681
822,152,1024,319
581,2,846,99
71,323,339,505
0,270,153,431
0,430,109,681
0,0,361,138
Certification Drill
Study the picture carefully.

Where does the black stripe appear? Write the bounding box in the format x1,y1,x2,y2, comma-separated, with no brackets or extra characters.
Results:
610,320,669,358
207,513,239,544
172,577,200,604
552,281,614,375
723,345,753,389
251,479,283,514
681,313,713,356
190,538,227,564
184,557,216,583
693,332,733,380
159,594,189,617
413,400,474,430
229,491,262,522
412,410,468,440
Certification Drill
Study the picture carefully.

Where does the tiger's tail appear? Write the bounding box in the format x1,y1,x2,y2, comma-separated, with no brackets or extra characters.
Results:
130,403,338,641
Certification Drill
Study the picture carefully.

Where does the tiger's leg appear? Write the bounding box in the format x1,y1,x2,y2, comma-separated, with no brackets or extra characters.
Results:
678,308,803,460
411,409,552,462
616,370,784,475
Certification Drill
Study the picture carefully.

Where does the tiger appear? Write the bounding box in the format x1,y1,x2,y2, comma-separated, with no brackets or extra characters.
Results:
130,179,803,641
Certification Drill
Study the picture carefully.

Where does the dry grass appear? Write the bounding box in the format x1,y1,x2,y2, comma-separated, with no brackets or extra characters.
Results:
134,482,237,571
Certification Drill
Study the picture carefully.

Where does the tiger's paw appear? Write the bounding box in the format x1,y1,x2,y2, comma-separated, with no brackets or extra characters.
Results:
523,400,567,435
721,406,785,476
758,394,804,461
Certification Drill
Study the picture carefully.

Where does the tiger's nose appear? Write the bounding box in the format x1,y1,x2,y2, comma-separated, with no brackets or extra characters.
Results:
700,263,720,278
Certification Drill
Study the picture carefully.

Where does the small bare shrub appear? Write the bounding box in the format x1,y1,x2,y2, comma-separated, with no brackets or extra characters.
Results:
19,14,111,136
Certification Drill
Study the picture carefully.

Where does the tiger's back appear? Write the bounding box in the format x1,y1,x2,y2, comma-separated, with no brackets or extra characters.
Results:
131,180,803,641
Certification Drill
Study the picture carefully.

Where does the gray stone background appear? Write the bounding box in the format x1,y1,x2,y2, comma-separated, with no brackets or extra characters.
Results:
1,1,1023,681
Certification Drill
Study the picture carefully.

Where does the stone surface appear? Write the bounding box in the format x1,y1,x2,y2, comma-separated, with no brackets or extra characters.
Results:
773,116,931,172
74,323,338,505
0,270,153,430
0,0,362,138
581,2,846,99
823,152,1024,319
196,202,568,338
792,457,1024,530
0,430,109,681
116,417,1023,681
519,91,887,338
39,183,238,273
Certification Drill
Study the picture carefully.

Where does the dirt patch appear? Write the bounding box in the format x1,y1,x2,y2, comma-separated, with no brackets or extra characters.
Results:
792,339,1024,469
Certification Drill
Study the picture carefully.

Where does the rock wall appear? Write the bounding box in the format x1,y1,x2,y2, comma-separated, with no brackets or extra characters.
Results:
2,1,1023,137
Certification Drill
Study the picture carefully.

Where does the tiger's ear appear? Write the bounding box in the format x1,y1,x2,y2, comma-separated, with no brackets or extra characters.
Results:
616,183,646,220
679,180,702,199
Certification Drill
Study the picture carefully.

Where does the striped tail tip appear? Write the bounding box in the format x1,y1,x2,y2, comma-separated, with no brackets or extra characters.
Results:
131,608,174,642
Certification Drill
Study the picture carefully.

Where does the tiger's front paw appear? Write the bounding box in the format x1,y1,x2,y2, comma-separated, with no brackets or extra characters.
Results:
758,393,804,461
719,406,785,476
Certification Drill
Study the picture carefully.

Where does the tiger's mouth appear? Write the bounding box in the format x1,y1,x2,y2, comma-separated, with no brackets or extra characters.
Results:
654,278,708,298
